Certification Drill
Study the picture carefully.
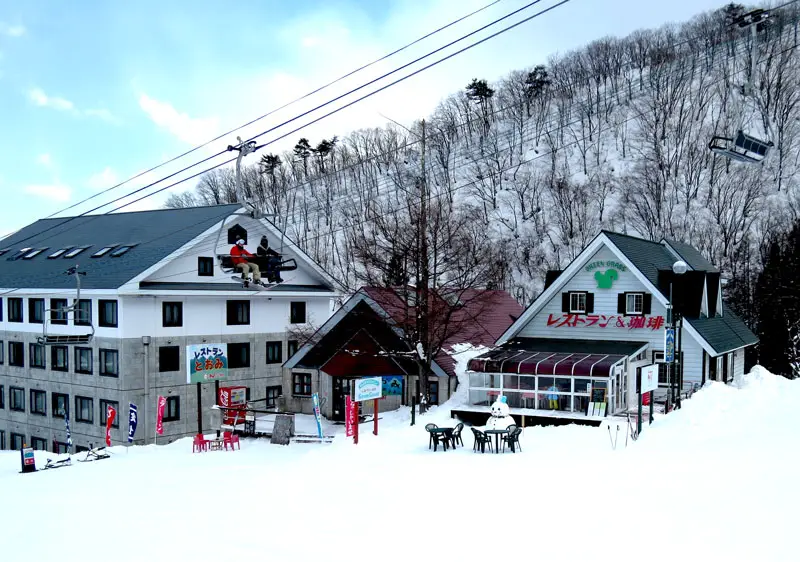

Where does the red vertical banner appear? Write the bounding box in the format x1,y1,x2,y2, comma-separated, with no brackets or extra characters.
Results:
345,395,353,437
105,405,117,446
156,395,166,435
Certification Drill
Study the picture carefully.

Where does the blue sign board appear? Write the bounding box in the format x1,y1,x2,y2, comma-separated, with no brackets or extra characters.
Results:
311,393,323,438
664,328,675,363
382,376,403,396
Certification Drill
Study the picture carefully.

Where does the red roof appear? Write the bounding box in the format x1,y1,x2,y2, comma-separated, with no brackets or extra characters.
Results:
360,287,523,377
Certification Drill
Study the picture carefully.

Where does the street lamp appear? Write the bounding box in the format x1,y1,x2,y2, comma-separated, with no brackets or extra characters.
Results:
671,260,688,409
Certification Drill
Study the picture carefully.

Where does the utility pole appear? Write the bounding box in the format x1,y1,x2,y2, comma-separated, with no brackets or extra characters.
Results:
417,119,430,413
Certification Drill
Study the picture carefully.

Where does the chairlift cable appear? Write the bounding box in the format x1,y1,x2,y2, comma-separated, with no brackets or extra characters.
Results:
37,0,506,221
141,33,779,283
144,41,775,285
6,0,567,250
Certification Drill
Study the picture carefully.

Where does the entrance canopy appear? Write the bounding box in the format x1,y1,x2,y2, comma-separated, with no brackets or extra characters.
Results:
467,338,647,377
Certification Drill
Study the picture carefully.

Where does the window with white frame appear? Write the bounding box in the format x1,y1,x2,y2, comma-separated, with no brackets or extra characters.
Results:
626,292,644,315
569,292,587,313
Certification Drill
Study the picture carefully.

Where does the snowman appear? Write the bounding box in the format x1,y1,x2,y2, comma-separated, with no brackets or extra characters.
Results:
485,395,516,430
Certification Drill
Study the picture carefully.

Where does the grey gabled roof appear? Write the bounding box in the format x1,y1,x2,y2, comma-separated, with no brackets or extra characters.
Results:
687,303,758,355
602,231,756,354
602,231,677,287
663,238,719,272
0,204,241,290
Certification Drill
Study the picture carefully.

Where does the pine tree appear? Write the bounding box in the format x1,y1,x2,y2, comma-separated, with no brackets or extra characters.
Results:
293,138,312,176
523,65,551,117
465,78,495,134
754,222,800,378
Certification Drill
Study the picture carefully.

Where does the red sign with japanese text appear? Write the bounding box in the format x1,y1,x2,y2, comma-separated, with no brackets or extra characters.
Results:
546,313,665,330
156,395,166,435
345,395,354,437
105,405,117,447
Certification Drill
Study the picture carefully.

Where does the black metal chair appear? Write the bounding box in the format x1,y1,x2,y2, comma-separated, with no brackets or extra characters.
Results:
502,426,523,453
471,427,492,453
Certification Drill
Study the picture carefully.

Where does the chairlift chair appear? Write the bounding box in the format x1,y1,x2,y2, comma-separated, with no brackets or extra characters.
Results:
708,130,774,164
38,266,95,346
708,9,775,165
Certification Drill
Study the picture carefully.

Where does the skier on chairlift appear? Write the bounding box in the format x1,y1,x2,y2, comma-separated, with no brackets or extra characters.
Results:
256,235,284,284
230,239,264,286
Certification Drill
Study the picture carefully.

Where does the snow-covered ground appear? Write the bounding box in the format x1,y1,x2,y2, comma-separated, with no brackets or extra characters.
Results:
2,364,798,562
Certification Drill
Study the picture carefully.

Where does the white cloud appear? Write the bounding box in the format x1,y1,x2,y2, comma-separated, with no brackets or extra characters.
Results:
87,167,119,190
85,108,119,123
29,87,74,111
36,153,52,167
138,94,219,146
28,87,117,122
0,23,25,37
24,184,71,202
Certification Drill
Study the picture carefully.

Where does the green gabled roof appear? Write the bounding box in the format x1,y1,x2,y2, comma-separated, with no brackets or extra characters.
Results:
601,231,676,287
664,238,719,272
687,303,758,355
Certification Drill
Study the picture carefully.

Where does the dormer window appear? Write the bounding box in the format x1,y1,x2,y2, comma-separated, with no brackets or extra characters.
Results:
22,248,48,259
227,224,247,245
64,246,90,258
48,247,72,259
110,244,136,257
92,246,118,258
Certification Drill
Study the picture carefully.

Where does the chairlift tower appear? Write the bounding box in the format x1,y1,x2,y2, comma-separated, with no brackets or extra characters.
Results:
38,265,95,345
227,136,261,218
708,9,775,164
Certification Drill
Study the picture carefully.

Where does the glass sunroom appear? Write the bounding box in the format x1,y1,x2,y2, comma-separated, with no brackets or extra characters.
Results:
466,343,647,417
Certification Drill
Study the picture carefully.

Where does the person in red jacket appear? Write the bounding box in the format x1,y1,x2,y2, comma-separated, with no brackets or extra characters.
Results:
230,239,262,284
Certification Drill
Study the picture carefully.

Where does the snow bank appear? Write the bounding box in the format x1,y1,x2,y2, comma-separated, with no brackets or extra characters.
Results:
1,366,798,562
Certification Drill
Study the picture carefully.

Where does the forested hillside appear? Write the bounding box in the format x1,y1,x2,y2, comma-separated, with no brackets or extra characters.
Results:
167,2,800,328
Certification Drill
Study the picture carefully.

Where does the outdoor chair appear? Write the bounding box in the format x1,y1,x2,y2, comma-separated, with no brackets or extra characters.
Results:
471,428,492,453
223,431,240,451
192,434,208,453
426,423,449,452
502,427,523,453
450,422,464,448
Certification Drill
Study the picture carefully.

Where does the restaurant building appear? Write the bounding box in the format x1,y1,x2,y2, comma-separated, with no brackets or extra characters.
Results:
455,231,758,425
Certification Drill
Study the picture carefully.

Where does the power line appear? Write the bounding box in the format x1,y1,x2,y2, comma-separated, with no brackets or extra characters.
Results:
143,34,786,285
6,0,567,249
41,0,506,221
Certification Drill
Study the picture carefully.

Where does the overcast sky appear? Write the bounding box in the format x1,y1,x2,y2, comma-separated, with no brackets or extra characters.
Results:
0,0,732,237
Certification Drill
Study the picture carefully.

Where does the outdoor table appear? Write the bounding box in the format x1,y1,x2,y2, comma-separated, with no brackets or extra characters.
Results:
429,427,454,451
483,428,509,454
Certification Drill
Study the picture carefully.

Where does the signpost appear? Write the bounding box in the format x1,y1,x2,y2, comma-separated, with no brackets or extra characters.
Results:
187,344,229,437
664,328,675,363
312,393,323,439
20,445,36,474
352,377,383,443
637,365,659,435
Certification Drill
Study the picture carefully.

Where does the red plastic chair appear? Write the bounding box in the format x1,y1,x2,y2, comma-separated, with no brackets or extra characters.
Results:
223,431,240,451
193,434,208,453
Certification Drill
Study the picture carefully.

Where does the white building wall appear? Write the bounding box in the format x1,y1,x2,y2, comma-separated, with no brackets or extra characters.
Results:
119,294,331,338
143,215,322,287
517,245,704,388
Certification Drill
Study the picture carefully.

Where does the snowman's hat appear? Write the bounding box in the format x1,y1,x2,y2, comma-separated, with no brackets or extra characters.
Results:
500,396,507,404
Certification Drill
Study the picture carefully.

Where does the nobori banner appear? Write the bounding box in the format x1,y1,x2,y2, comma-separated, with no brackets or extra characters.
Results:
187,344,228,384
354,377,383,402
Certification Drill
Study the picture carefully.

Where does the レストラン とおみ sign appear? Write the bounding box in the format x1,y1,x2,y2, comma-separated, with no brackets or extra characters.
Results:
187,344,229,384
